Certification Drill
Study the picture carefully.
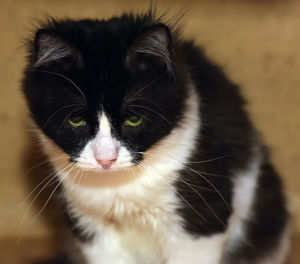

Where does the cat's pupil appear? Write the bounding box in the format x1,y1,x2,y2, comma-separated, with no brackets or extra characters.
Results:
128,116,139,122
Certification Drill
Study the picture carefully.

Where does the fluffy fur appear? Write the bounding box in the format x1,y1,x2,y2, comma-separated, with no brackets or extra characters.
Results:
22,12,289,264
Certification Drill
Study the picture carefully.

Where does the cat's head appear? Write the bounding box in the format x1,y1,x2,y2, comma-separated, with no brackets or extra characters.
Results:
22,14,188,183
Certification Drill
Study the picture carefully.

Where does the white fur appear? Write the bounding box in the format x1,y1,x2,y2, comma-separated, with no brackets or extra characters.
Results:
39,83,287,263
223,147,289,264
135,31,172,75
225,150,262,250
36,35,72,66
99,112,111,136
75,112,133,170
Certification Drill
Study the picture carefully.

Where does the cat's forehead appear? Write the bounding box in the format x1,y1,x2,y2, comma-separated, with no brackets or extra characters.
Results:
51,20,137,62
27,15,174,117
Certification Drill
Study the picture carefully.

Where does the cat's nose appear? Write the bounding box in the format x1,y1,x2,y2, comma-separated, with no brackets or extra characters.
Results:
93,136,119,169
96,159,117,169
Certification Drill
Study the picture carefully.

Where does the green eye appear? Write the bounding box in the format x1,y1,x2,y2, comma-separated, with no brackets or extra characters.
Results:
68,116,86,127
124,116,143,127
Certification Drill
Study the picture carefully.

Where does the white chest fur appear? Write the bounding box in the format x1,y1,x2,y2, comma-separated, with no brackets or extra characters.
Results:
78,212,227,264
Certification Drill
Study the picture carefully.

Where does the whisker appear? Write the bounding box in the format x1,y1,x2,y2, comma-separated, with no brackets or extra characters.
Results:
144,151,233,166
137,151,231,210
41,104,85,130
136,162,210,225
128,97,163,112
143,152,231,178
21,163,71,215
17,163,73,242
26,69,87,103
55,112,74,141
186,167,231,211
17,156,67,208
129,166,139,182
22,155,66,177
129,109,153,124
71,168,81,209
128,104,171,125
176,175,226,226
125,72,166,102
175,178,215,191
185,154,234,164
31,166,73,225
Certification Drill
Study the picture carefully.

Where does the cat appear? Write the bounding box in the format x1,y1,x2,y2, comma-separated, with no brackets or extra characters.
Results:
22,11,289,264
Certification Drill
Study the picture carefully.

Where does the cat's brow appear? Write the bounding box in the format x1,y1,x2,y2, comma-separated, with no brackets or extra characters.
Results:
125,71,166,103
41,104,85,130
128,104,171,125
26,69,87,103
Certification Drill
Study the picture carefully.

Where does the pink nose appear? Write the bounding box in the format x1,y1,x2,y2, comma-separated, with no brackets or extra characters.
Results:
96,159,117,169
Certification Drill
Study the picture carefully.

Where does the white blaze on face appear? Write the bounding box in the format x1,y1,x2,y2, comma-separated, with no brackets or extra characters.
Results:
92,113,119,169
76,111,133,171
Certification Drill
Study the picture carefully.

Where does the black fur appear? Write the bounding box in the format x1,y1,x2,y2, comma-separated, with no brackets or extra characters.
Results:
22,11,288,263
222,153,288,263
64,210,95,243
175,42,288,260
175,41,255,236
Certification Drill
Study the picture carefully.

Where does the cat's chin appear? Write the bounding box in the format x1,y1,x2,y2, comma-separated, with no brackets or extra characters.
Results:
63,163,141,188
77,164,136,173
74,161,136,172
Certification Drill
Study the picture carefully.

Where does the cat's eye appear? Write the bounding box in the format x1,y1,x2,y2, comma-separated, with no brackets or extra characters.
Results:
124,116,143,127
68,116,86,127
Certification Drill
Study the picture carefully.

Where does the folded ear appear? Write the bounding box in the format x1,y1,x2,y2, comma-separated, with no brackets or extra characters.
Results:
126,24,172,74
34,31,82,67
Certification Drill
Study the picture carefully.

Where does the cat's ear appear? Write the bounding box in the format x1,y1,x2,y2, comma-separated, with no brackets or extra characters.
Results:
126,24,172,75
33,31,83,67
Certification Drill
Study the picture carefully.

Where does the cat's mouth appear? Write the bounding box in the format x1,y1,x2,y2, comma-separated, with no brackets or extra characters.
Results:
64,160,141,188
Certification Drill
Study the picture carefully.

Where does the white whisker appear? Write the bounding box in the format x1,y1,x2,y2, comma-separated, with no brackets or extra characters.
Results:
129,104,171,125
42,104,84,130
126,72,166,102
17,163,73,243
136,162,210,225
16,156,67,209
26,69,87,103
138,151,231,210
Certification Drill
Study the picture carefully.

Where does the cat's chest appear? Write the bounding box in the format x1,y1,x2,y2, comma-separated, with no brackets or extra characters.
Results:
81,209,177,264
67,180,226,264
69,187,181,263
81,212,226,264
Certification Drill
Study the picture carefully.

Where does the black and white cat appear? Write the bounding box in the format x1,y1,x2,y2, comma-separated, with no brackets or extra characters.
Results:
22,11,289,264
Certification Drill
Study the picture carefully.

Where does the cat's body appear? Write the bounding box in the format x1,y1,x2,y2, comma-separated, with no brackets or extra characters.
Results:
22,12,289,264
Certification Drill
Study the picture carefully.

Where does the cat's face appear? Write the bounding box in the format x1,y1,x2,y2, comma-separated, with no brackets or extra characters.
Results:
23,18,185,175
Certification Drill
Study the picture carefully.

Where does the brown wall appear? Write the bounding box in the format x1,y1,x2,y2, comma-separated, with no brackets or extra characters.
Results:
0,0,299,263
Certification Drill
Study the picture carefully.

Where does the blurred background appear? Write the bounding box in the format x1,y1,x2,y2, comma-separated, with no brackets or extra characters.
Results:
0,0,299,263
